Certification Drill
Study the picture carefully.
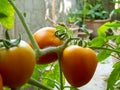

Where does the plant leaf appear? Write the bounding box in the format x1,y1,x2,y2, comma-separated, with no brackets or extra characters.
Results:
107,61,120,90
97,50,112,62
98,22,112,37
116,35,120,45
0,12,7,18
105,21,120,29
89,37,106,47
41,63,65,89
0,0,14,29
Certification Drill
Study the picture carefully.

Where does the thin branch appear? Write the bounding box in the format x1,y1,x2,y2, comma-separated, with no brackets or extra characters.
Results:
28,78,52,90
8,0,41,60
89,46,120,53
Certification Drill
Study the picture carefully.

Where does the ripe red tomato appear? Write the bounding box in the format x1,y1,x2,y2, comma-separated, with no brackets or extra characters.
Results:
0,74,3,90
61,45,98,87
30,27,63,64
0,40,36,88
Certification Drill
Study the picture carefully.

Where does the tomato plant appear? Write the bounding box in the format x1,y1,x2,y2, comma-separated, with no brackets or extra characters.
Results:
2,0,120,90
61,45,98,87
0,74,3,90
0,40,36,88
30,27,63,64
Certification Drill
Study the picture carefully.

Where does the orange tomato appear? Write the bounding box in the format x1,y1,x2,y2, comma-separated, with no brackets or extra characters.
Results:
0,40,36,88
30,27,63,64
61,45,98,87
0,74,3,90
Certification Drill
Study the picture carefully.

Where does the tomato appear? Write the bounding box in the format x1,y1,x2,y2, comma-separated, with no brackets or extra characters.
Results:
0,40,36,88
30,27,63,64
61,45,97,87
0,74,3,90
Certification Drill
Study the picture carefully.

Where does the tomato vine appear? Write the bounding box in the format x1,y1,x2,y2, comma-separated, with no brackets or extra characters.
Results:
7,0,41,60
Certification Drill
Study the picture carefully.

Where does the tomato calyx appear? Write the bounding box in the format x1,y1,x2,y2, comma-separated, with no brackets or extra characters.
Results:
55,24,89,47
55,24,74,40
0,30,21,49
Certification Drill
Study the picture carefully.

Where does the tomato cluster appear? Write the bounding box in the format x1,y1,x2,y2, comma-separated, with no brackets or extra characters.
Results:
0,27,97,89
30,27,98,87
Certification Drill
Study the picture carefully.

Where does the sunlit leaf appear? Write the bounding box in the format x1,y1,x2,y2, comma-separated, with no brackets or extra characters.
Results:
97,50,112,62
89,36,106,47
0,13,7,18
106,35,117,40
105,21,120,29
116,36,120,45
41,63,63,89
107,61,120,90
97,22,112,37
0,0,14,29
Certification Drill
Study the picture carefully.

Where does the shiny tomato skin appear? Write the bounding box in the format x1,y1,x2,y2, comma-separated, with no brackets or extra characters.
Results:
0,40,36,88
0,74,3,90
61,45,98,87
31,27,63,64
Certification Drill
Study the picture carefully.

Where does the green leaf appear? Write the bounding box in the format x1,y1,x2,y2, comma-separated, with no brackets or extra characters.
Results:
32,64,49,79
113,47,120,57
43,71,56,88
41,63,65,89
89,37,106,47
98,22,112,37
114,81,120,89
106,35,117,40
0,0,14,29
107,61,120,90
113,61,120,69
116,36,120,45
97,50,112,62
105,21,120,29
0,12,7,18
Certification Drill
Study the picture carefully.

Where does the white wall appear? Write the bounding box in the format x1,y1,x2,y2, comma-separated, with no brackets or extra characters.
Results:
0,0,78,41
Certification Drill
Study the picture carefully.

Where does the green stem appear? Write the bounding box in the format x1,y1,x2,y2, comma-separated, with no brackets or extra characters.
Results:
40,37,76,55
8,0,41,59
55,38,75,90
40,38,73,90
58,52,64,90
42,77,60,90
89,46,120,53
28,78,52,90
41,38,73,55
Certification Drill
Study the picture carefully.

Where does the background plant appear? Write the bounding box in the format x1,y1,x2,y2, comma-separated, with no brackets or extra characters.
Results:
67,0,109,30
